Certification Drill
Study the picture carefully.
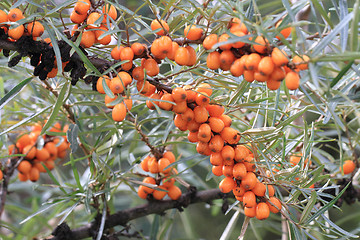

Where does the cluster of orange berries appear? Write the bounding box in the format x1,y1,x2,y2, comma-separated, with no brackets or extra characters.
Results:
0,8,45,41
203,18,309,90
142,82,282,219
70,0,117,48
138,151,182,201
8,123,69,182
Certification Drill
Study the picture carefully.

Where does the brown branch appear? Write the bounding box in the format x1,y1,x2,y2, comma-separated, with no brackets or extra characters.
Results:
46,188,230,240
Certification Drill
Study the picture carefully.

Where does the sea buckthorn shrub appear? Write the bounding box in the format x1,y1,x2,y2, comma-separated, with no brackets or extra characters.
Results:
0,1,359,240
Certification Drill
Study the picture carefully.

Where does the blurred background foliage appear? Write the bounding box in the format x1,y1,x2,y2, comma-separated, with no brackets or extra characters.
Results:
0,0,360,239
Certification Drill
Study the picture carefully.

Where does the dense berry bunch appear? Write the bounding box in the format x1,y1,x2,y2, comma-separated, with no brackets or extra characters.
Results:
8,123,69,182
138,151,182,201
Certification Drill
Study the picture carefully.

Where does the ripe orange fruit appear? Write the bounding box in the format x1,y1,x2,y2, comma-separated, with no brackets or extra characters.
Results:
187,120,201,133
258,56,274,76
158,158,172,174
184,25,203,40
230,58,244,77
233,184,246,197
266,184,275,197
231,30,246,48
187,131,198,143
163,151,176,163
102,4,117,21
203,34,218,50
97,75,111,94
173,101,187,114
111,46,123,60
22,145,36,160
70,11,87,24
167,185,182,200
105,94,118,108
218,33,232,50
146,92,161,110
131,42,145,56
138,186,149,199
80,30,96,48
45,142,58,158
143,58,159,76
212,165,223,176
195,92,210,106
196,141,211,156
141,155,151,172
208,117,225,133
17,134,32,149
8,24,25,40
241,172,257,190
220,50,236,66
74,0,91,15
35,148,50,162
285,71,300,90
219,176,236,193
245,53,261,71
27,21,44,37
256,202,270,220
219,114,232,127
229,18,248,34
243,191,257,208
132,66,145,81
0,10,7,24
175,47,190,66
153,186,168,200
172,87,187,102
120,47,134,61
197,123,212,143
110,77,124,94
222,165,234,177
0,169,3,180
87,12,105,28
292,55,310,70
112,103,127,122
185,46,196,66
167,41,179,61
341,160,356,175
142,177,156,194
244,206,256,218
196,83,212,96
151,19,169,36
220,127,240,145
8,8,23,22
221,145,235,161
253,36,268,54
252,182,266,197
233,162,247,180
271,47,288,67
276,20,292,40
206,104,224,117
174,114,188,131
162,176,175,188
267,196,282,213
29,167,40,182
208,135,224,153
206,51,221,70
95,26,111,45
210,152,224,166
148,157,160,173
18,160,32,174
270,67,286,81
159,93,175,111
266,78,282,90
243,70,255,83
193,106,209,123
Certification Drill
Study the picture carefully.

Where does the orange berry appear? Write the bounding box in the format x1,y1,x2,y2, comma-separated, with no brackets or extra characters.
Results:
0,10,8,24
22,145,36,160
80,30,96,48
222,165,234,177
35,148,50,162
141,155,151,172
243,191,257,208
183,85,196,103
256,202,270,220
27,21,44,37
208,117,225,133
233,163,247,180
266,78,282,90
8,8,23,22
252,182,266,197
230,58,244,77
112,103,127,122
111,46,123,60
285,71,300,90
146,92,161,110
212,165,223,176
8,24,25,40
29,167,40,182
167,41,179,61
172,87,187,102
193,106,209,123
123,97,133,111
185,46,196,66
104,94,118,109
34,162,46,173
254,71,269,82
197,123,212,143
151,19,169,36
196,141,211,156
267,197,282,213
187,120,201,132
17,134,32,149
270,67,286,81
271,48,289,67
184,25,203,40
195,92,210,106
187,131,198,143
229,18,248,34
181,108,194,122
97,76,111,94
138,186,149,199
196,83,212,96
18,172,28,182
210,152,223,166
110,77,124,94
220,127,240,145
292,55,310,70
8,144,18,155
163,151,176,163
234,145,249,162
245,53,261,71
131,42,145,56
143,58,159,76
159,93,175,111
162,177,175,188
87,12,105,28
221,145,235,161
132,66,145,81
244,206,256,218
218,33,232,50
231,30,246,48
258,56,274,76
220,50,236,66
243,70,255,83
95,26,111,45
70,11,87,24
175,47,190,66
209,135,224,153
233,184,246,197
158,158,172,174
341,160,356,175
219,176,236,193
120,47,134,61
276,20,292,40
266,184,275,197
253,36,268,54
219,114,232,127
102,4,117,21
0,170,3,180
167,185,182,200
174,114,188,131
153,185,168,200
206,104,224,117
206,51,221,70
58,150,67,159
203,34,218,50
18,160,32,174
241,172,257,190
74,0,91,15
148,158,159,174
173,100,187,114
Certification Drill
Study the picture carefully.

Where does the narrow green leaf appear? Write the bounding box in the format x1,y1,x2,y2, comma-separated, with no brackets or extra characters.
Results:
41,82,70,135
43,22,63,76
330,61,354,87
0,77,33,109
70,154,83,192
310,0,334,28
150,214,160,240
350,0,360,51
299,191,317,224
19,200,65,224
